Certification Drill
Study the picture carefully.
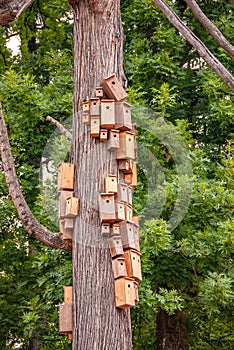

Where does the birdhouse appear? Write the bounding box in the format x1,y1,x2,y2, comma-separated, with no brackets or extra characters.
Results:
125,204,133,222
82,101,90,113
111,223,120,236
100,99,115,129
105,175,118,194
62,222,73,242
132,216,141,226
58,191,73,219
64,286,72,304
65,197,79,217
115,102,132,131
82,112,90,125
127,186,133,205
107,129,120,151
116,132,135,160
64,218,74,231
109,235,124,258
123,249,142,281
134,281,139,305
100,129,108,142
114,277,135,308
101,74,127,102
117,183,128,203
101,223,111,236
95,87,104,98
118,159,133,174
90,117,100,137
59,304,72,334
131,161,138,189
112,257,127,279
115,201,126,221
99,193,116,223
123,173,132,185
120,221,140,251
57,163,74,191
90,98,100,116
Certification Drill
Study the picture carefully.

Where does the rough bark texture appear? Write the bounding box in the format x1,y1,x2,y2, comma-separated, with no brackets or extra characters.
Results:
156,309,188,350
70,0,132,349
0,104,71,251
185,0,234,57
0,0,34,26
152,0,234,92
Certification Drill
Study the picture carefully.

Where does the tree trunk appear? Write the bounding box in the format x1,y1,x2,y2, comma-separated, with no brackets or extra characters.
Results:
70,1,132,349
156,309,188,350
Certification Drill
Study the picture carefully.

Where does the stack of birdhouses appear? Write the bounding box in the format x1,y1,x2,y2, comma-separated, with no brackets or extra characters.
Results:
82,73,142,309
58,286,73,341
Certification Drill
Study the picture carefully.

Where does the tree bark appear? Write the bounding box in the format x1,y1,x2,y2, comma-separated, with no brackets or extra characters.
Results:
152,0,234,92
70,0,132,349
185,0,234,57
0,0,34,26
156,309,188,350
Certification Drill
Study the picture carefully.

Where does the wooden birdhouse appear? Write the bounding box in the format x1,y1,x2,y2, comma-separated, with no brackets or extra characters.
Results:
116,132,135,160
64,218,74,231
107,129,120,151
123,173,132,185
117,183,128,203
115,102,132,131
99,193,116,223
114,277,135,308
120,221,140,251
109,235,124,258
90,98,100,116
115,201,126,221
82,101,90,113
127,186,133,205
65,197,79,217
123,249,142,281
125,204,133,222
64,286,72,304
90,117,100,137
100,129,108,141
112,257,127,279
82,112,90,125
59,304,72,334
101,223,111,236
118,159,133,174
100,99,115,129
132,215,141,226
101,74,127,102
111,223,120,236
95,87,104,98
105,175,117,194
131,161,138,189
58,190,73,219
57,163,74,191
134,281,139,305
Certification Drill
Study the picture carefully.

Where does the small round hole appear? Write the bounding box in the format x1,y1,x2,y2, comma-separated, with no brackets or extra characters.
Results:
129,228,132,231
106,106,110,109
128,284,131,288
126,110,128,113
106,200,110,203
114,135,117,137
123,188,125,191
94,102,96,105
112,179,114,182
116,241,119,244
133,256,136,260
120,263,123,266
112,81,115,85
128,138,131,142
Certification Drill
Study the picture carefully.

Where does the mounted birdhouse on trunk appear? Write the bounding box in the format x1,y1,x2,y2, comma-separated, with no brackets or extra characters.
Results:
118,159,133,173
105,175,118,194
123,249,142,281
111,223,120,236
95,87,104,98
101,223,111,236
107,129,120,151
90,98,100,116
99,193,116,223
115,201,126,221
112,257,127,279
64,286,73,304
57,163,74,191
101,74,127,102
58,190,73,219
116,131,135,160
90,117,100,137
100,129,108,142
114,277,135,308
109,235,124,258
100,99,115,129
65,197,79,217
115,102,132,131
117,183,128,203
59,304,73,334
120,221,140,252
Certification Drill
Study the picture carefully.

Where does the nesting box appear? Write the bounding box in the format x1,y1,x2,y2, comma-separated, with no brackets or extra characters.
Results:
125,204,133,222
100,99,115,129
95,87,104,98
132,216,141,225
63,227,73,242
118,159,133,174
127,186,133,205
90,98,100,116
101,74,127,102
82,112,90,125
124,173,132,185
82,101,90,113
65,197,79,217
99,193,116,223
90,117,100,137
111,223,120,236
131,161,138,189
105,175,117,194
120,221,140,251
114,277,135,308
123,249,142,281
64,286,72,304
64,218,74,231
101,223,111,236
58,163,74,191
116,132,135,160
115,102,132,131
112,257,127,279
107,129,120,151
115,201,126,221
109,235,124,258
117,183,128,203
134,281,139,305
58,191,73,219
100,129,108,142
59,304,72,334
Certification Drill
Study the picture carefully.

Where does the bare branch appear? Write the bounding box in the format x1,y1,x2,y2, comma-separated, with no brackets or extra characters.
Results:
0,104,71,251
0,0,35,26
185,0,234,57
46,116,72,141
152,0,234,92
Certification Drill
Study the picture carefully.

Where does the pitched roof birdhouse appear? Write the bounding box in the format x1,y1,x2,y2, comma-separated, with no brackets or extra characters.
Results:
107,129,120,151
58,163,74,191
90,98,100,116
99,193,116,223
114,277,135,308
65,197,79,217
123,249,142,281
116,132,135,160
101,74,127,102
105,175,117,194
112,257,127,279
109,235,124,258
101,223,111,236
100,129,108,142
59,304,72,334
100,99,115,129
115,102,132,131
90,117,100,137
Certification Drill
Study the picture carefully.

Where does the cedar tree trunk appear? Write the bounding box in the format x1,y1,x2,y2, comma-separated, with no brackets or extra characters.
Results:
69,1,132,349
156,309,188,350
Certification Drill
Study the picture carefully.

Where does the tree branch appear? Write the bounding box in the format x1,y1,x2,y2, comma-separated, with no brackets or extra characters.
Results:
185,0,234,57
0,104,71,251
151,0,234,92
46,116,72,141
0,0,35,26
